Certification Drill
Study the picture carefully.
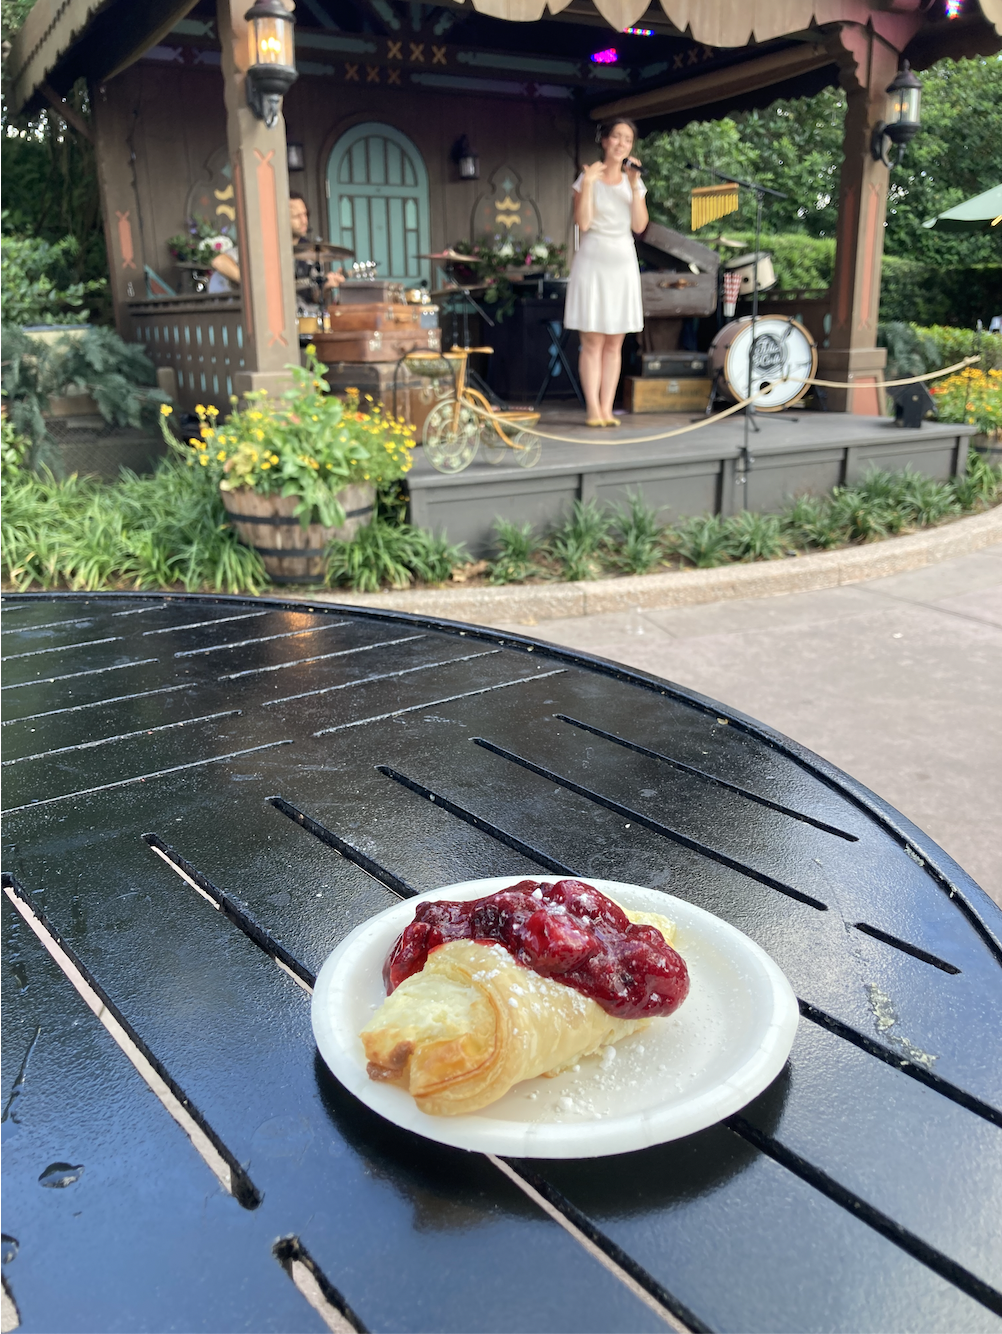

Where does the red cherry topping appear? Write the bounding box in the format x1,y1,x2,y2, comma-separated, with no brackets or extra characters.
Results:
383,878,689,1020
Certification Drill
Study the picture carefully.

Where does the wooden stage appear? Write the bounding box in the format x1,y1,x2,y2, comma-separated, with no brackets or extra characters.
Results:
406,407,976,556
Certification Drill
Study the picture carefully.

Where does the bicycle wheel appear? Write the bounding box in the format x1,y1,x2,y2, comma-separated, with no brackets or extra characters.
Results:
422,399,480,474
480,427,508,465
510,429,542,469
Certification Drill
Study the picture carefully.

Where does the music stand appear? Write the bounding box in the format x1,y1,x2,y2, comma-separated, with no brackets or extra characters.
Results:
533,320,584,411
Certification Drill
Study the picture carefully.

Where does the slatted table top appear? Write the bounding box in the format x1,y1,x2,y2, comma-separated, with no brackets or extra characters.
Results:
2,592,1000,1334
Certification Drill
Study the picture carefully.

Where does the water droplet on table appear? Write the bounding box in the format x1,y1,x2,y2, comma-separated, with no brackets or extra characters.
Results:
38,1162,83,1189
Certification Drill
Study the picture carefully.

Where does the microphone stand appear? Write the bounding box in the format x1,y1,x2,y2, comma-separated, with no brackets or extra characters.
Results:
701,167,787,501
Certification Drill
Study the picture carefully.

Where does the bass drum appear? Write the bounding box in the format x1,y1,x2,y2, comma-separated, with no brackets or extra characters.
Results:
709,315,817,411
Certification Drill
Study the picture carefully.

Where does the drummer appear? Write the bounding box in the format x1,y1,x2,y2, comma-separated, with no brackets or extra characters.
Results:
209,193,345,297
290,192,345,302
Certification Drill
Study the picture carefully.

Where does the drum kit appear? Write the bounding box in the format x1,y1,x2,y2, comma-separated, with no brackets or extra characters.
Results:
707,239,816,412
295,241,355,335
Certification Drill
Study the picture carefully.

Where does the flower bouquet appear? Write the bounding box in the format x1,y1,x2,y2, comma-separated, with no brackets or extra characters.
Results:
451,237,569,320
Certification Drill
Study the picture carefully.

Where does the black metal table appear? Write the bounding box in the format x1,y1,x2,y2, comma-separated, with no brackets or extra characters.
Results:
2,592,1001,1334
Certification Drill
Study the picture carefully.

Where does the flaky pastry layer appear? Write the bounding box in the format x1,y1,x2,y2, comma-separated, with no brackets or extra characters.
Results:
360,905,677,1116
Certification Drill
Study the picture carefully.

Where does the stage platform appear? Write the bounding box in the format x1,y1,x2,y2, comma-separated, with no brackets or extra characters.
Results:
406,407,975,556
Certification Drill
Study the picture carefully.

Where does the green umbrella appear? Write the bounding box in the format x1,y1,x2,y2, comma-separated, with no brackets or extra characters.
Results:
923,183,1002,232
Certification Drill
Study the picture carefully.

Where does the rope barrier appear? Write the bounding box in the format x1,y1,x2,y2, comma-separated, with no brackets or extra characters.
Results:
459,354,980,449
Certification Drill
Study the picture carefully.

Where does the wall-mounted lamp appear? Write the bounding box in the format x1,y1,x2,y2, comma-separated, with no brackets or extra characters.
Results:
452,135,480,180
871,61,922,167
287,141,305,171
245,0,298,130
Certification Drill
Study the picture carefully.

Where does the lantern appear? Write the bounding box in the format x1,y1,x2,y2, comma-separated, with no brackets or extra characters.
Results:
871,62,922,167
244,0,297,130
452,135,480,181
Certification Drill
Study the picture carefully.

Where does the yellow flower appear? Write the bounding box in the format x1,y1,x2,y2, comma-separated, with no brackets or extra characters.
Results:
261,461,272,469
199,456,208,466
305,343,317,356
216,450,226,461
159,404,173,417
207,405,220,417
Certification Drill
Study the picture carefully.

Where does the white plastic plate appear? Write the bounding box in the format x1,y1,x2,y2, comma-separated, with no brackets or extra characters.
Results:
311,876,799,1158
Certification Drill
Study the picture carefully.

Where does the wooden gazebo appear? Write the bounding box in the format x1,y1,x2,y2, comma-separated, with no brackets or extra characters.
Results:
6,0,1002,414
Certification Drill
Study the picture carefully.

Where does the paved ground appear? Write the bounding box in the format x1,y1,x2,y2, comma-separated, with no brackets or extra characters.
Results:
489,544,1002,907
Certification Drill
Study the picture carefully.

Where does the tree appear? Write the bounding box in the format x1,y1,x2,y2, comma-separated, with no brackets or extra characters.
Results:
638,88,847,238
884,56,1002,265
638,55,1002,265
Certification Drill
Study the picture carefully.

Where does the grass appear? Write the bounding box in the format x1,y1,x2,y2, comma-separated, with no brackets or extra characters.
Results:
489,519,541,585
4,451,1000,595
485,451,1002,585
544,500,612,582
325,517,466,592
1,457,266,593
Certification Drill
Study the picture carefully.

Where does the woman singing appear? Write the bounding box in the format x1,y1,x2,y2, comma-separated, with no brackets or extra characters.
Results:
565,119,648,427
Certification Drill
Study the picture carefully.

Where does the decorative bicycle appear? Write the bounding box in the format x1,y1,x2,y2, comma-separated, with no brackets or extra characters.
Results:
405,347,542,475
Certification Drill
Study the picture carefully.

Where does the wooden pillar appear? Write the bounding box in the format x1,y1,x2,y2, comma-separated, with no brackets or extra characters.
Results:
217,0,298,397
91,83,145,338
819,26,901,415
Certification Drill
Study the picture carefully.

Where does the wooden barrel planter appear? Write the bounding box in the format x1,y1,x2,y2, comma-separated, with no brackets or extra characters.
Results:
219,482,375,584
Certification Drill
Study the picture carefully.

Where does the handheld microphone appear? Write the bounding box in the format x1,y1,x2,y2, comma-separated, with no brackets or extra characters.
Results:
623,157,642,172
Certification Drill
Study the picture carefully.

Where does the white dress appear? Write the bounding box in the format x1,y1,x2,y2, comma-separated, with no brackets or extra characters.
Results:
564,172,646,335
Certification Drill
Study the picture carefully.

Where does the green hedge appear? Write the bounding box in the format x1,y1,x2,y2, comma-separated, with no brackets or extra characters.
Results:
714,231,1002,328
880,259,1002,328
878,322,1002,381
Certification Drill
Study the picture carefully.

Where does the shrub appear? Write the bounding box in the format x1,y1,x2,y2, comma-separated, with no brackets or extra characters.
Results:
704,231,835,292
2,324,169,471
1,419,31,486
930,367,1002,436
920,325,1002,374
879,259,1002,329
1,457,266,593
489,518,540,585
0,227,106,327
953,447,1002,508
671,514,732,568
726,510,786,562
546,500,612,581
325,518,466,592
782,493,849,550
608,493,666,575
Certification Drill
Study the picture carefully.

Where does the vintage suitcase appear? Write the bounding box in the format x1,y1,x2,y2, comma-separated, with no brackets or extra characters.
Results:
311,327,441,363
326,303,439,332
641,270,718,318
640,351,709,378
322,357,450,436
623,376,712,414
337,279,407,305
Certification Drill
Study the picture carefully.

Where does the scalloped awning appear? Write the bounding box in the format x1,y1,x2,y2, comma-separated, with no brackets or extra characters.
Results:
5,0,198,115
467,0,1002,42
6,0,1001,118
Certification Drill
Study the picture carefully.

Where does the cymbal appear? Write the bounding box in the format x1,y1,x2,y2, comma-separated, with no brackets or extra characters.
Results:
295,242,354,261
420,249,484,263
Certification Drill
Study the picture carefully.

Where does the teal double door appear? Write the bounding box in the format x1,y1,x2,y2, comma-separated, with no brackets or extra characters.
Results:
327,122,430,284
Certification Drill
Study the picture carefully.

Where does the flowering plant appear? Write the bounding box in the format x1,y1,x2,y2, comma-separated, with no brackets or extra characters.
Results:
931,367,1002,438
450,236,568,320
167,219,235,266
159,347,414,527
